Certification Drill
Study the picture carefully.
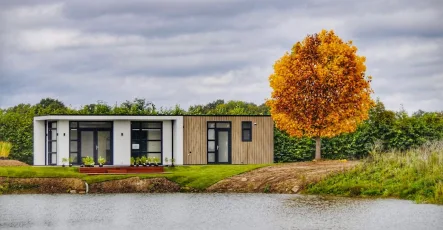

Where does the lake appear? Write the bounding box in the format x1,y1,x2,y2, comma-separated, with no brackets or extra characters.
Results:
0,194,442,230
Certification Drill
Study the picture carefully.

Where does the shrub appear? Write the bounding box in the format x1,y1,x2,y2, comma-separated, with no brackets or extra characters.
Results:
0,142,12,159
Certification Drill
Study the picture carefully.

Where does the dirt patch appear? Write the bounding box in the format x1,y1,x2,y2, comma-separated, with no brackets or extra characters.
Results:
0,177,85,194
89,177,181,193
0,160,28,166
206,160,359,193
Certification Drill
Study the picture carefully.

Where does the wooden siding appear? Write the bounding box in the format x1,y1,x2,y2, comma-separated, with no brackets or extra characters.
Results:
183,116,274,164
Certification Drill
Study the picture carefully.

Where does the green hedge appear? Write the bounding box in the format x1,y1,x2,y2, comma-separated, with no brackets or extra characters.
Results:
1,98,443,164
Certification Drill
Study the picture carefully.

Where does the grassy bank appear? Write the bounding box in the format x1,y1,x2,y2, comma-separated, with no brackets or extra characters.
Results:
307,141,443,204
0,164,268,191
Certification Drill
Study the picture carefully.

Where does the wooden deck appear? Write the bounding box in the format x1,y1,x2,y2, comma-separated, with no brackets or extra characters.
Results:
79,166,164,174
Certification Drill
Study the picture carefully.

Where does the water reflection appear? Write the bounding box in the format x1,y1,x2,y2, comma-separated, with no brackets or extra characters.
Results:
0,194,442,230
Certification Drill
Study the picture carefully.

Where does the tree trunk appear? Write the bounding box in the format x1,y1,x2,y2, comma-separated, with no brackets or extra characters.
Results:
315,137,321,160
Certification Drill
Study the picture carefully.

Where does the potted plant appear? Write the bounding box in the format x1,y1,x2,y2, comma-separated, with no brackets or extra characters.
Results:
130,157,135,167
141,156,147,167
147,157,153,166
171,158,175,167
98,156,106,167
83,156,95,167
152,157,159,167
69,157,73,167
164,157,169,167
62,157,68,167
135,157,141,167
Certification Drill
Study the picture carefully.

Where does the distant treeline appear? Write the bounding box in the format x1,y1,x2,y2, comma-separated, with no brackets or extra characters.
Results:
1,98,442,164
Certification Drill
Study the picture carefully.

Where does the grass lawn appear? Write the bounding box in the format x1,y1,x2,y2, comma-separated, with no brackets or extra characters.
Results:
306,142,443,204
0,164,269,190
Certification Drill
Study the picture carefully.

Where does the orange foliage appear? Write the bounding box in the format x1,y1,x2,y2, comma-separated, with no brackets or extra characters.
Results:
267,30,374,138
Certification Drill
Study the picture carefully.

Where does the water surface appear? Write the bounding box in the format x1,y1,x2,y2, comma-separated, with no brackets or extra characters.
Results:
0,194,442,230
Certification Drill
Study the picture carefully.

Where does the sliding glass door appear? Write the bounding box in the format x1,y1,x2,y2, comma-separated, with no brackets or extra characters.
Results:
70,122,113,165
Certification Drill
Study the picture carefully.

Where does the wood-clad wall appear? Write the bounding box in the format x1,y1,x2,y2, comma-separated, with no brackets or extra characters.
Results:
183,116,274,164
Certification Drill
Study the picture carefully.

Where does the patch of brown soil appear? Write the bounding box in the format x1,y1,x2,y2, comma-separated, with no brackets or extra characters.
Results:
206,160,359,194
0,160,28,166
0,177,85,194
89,177,181,193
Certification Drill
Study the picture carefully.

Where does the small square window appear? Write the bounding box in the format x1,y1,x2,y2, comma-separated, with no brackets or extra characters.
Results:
208,123,215,128
242,121,252,142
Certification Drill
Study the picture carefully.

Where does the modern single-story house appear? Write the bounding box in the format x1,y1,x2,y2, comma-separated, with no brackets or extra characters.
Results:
33,115,274,166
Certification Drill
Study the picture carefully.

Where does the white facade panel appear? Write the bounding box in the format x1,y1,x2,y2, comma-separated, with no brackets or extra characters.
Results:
162,120,172,165
173,116,184,165
33,120,46,165
113,120,131,165
57,120,70,165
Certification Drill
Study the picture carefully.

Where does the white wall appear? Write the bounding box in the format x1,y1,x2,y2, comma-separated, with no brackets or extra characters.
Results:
33,120,46,165
113,120,131,165
57,120,70,165
173,117,184,165
33,116,185,166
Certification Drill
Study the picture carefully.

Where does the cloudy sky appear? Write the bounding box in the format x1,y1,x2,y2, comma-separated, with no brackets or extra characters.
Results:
0,0,442,112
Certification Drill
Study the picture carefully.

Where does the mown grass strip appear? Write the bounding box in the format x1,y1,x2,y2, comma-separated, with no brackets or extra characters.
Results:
0,164,269,190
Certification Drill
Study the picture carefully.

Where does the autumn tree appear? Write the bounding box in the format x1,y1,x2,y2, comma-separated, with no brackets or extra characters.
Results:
266,29,374,160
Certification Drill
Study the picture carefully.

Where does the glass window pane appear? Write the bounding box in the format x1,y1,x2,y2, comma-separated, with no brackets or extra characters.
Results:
218,131,229,162
70,153,78,164
70,129,77,140
216,123,230,128
148,141,161,152
208,123,215,128
243,130,251,141
50,130,57,140
131,150,140,159
208,153,215,163
70,122,77,128
70,141,77,152
208,129,215,140
131,122,140,129
148,129,161,140
81,131,94,158
147,153,162,161
143,122,161,129
132,130,140,140
208,141,215,151
51,141,57,152
78,122,112,128
242,122,252,128
51,122,57,128
51,154,57,164
140,130,148,140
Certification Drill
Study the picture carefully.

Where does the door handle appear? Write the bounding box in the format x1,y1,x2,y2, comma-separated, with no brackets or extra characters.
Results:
217,145,219,150
96,145,98,151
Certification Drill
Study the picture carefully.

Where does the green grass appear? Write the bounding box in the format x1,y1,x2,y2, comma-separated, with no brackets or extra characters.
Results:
0,164,268,190
306,141,443,204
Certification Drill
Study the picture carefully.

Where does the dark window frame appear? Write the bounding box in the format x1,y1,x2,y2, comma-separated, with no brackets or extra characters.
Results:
207,121,232,164
47,121,57,165
242,121,252,142
131,121,163,164
69,121,113,165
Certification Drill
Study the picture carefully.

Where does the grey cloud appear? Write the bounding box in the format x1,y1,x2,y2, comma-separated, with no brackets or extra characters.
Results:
0,0,442,113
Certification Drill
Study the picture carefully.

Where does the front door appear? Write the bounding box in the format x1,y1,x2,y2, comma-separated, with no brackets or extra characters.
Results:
207,122,231,164
80,130,112,165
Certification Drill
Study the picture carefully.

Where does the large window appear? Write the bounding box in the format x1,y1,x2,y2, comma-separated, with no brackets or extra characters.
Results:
47,121,57,165
242,121,252,142
131,121,162,163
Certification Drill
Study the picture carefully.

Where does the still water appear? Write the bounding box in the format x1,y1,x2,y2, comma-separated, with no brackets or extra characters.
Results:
0,193,442,230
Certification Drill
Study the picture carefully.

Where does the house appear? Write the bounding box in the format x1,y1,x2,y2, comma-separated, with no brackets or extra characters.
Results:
33,115,274,165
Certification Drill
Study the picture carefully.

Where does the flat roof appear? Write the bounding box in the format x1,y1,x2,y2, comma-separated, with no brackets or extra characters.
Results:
34,114,271,121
